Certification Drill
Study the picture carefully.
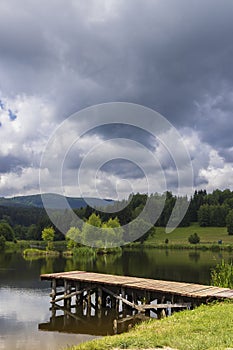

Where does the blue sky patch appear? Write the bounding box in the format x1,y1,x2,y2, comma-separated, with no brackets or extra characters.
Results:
8,109,17,121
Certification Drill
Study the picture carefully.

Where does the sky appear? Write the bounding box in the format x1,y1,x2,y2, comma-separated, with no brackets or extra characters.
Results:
0,0,233,200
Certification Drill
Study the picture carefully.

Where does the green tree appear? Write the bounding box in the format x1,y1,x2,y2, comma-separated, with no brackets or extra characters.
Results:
0,235,6,250
198,204,210,227
226,210,233,235
66,227,82,250
26,224,39,240
0,222,15,241
42,227,55,250
103,217,124,247
82,214,124,248
82,213,102,247
128,218,152,243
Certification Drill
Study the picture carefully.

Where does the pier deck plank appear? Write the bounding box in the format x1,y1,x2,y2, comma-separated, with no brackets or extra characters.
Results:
41,270,233,300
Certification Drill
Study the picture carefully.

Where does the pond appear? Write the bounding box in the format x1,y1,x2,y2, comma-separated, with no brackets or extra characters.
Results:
0,248,232,349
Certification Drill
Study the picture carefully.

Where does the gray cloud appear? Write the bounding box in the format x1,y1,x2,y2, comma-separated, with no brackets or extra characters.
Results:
0,0,233,196
0,155,28,173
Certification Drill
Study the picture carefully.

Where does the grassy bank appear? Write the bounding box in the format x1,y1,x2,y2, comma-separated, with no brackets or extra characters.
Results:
127,224,233,251
4,224,233,254
5,240,67,253
23,248,60,257
68,301,233,350
147,224,232,244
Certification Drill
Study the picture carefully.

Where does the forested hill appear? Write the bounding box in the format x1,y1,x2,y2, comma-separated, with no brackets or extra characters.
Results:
1,189,233,241
0,194,114,209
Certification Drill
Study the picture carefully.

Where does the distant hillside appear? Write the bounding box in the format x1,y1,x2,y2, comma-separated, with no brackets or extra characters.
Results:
0,193,114,209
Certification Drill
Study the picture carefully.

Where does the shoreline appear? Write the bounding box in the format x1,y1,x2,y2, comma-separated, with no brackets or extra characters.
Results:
67,301,233,350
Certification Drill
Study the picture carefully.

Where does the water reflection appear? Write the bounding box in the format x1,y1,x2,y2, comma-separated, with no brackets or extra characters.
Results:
1,248,233,349
39,304,148,336
188,252,200,262
0,287,95,350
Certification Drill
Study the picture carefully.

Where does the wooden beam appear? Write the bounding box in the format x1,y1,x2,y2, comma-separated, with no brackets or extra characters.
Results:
101,286,144,312
51,285,97,303
52,303,87,323
142,302,191,310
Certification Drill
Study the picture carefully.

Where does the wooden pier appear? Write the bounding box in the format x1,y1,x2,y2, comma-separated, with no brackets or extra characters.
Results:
41,270,233,321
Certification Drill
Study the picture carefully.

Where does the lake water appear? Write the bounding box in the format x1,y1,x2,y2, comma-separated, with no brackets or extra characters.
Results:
0,248,233,349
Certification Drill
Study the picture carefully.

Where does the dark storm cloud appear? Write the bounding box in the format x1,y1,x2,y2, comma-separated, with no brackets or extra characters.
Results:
1,0,233,196
101,159,145,179
89,124,156,151
0,155,28,173
1,0,232,126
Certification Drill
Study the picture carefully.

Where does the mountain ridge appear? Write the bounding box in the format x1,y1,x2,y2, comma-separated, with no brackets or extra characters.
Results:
0,193,114,209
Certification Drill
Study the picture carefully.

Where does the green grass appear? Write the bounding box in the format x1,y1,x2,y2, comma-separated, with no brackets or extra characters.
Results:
22,248,60,257
146,224,233,245
211,260,233,288
68,301,233,350
5,240,67,253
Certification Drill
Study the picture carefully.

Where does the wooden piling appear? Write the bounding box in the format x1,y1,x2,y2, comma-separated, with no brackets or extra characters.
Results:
98,287,102,310
51,278,56,302
41,269,233,320
75,282,81,306
64,280,71,308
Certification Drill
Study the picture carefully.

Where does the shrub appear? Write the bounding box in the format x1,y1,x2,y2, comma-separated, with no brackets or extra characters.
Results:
73,246,96,257
0,235,6,250
188,232,200,244
211,260,233,288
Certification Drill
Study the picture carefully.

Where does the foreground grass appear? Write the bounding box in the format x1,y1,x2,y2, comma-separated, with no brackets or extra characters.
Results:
68,302,233,350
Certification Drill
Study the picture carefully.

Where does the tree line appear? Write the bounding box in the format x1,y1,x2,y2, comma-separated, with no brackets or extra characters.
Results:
1,188,233,243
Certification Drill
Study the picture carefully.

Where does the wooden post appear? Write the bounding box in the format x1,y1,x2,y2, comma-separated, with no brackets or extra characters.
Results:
113,319,118,334
111,295,116,309
95,289,98,311
98,287,102,310
145,292,150,317
127,293,133,315
75,282,81,306
87,290,91,317
102,290,108,308
51,305,56,322
158,309,166,319
51,278,56,302
64,280,71,308
116,296,119,313
121,287,127,317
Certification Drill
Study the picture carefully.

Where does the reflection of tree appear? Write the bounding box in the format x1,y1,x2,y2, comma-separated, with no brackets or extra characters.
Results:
188,252,200,263
40,258,55,274
64,254,96,272
95,251,123,275
23,255,44,262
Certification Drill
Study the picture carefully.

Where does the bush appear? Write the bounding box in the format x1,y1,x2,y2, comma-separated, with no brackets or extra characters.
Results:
0,235,6,250
188,232,200,244
0,222,15,241
211,260,233,288
73,246,96,257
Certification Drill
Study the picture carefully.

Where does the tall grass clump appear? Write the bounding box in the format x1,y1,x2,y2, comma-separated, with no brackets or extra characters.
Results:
211,260,233,288
73,246,96,257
